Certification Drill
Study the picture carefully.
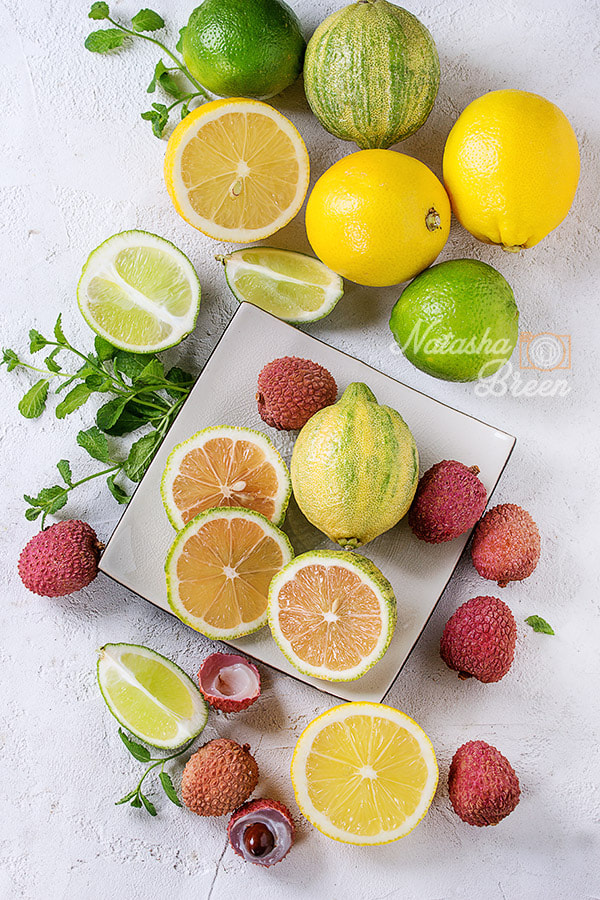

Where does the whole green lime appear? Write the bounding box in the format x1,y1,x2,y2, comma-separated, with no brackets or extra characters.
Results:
389,259,519,382
182,0,306,100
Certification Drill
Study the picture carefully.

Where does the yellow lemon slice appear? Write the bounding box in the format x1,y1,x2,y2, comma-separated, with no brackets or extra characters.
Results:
164,99,310,242
291,702,438,844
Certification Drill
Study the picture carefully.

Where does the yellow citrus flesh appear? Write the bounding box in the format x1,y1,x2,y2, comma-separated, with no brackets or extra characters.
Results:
442,89,580,250
305,149,450,287
166,509,292,638
291,703,438,844
164,99,310,242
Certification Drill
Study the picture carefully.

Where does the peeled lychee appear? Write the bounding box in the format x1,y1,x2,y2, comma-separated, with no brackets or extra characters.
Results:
440,595,516,683
18,520,101,597
198,652,261,713
256,356,337,430
448,740,520,826
471,503,540,587
181,738,258,816
228,798,295,867
409,460,487,543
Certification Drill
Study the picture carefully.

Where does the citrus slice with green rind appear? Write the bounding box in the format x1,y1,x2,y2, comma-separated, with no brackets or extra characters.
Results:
78,230,200,353
97,643,208,749
166,507,293,639
268,550,396,681
219,247,344,323
291,702,438,844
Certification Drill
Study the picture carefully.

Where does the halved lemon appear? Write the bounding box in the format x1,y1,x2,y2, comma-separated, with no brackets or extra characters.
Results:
164,99,310,243
161,426,291,530
97,643,208,749
291,702,438,845
165,507,293,639
268,550,396,681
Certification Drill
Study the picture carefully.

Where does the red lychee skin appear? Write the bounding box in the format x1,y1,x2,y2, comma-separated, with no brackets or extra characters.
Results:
471,503,540,587
448,740,520,826
181,739,259,817
18,520,101,597
197,652,261,713
409,460,487,543
256,356,337,430
228,798,295,867
440,596,516,683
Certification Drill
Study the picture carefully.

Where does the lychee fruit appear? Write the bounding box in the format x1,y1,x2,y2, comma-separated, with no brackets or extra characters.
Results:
448,740,520,826
181,738,258,816
409,460,487,543
256,356,337,430
18,519,102,597
228,798,295,867
471,503,540,587
440,595,516,683
198,652,261,713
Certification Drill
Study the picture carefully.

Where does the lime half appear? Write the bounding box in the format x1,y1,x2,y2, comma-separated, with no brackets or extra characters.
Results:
97,643,208,749
78,231,201,353
219,247,344,323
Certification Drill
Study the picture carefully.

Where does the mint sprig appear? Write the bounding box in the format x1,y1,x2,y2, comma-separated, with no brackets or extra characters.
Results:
85,4,208,138
116,728,188,815
525,615,555,635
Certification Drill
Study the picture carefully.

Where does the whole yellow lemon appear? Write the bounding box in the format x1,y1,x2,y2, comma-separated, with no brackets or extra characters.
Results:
305,150,450,286
443,89,580,251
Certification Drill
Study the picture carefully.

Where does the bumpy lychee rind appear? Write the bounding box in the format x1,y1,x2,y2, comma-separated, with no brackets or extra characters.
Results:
228,798,295,867
18,520,101,597
181,739,258,817
198,652,261,713
409,460,487,543
256,356,337,431
440,595,516,683
448,740,520,826
471,503,540,587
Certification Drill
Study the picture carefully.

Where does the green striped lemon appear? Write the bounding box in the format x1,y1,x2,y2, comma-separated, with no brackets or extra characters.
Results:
304,0,440,150
290,382,418,548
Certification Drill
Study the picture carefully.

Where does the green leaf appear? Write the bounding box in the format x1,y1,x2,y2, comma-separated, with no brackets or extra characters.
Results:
158,70,187,101
165,366,195,399
29,329,48,353
159,771,181,806
525,615,555,635
54,315,66,344
141,104,169,138
115,789,137,805
147,59,166,93
102,400,151,436
130,795,143,808
85,373,112,392
114,351,151,381
45,348,62,373
131,9,165,32
85,28,128,53
181,101,190,120
55,384,92,419
25,507,42,521
94,336,117,361
107,474,129,504
57,459,72,486
175,26,186,53
89,1,110,18
118,728,151,762
124,431,160,481
77,426,110,463
96,396,129,430
18,380,49,418
36,485,68,515
140,793,157,816
2,348,20,371
137,358,164,384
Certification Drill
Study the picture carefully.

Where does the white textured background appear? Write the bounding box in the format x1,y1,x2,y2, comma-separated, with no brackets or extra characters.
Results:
1,0,599,897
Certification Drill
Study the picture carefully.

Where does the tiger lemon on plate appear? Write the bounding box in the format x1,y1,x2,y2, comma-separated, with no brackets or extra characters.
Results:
291,702,438,844
164,98,309,243
443,89,580,251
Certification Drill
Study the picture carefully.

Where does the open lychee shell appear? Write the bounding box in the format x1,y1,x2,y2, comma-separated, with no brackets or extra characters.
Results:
228,798,295,867
198,652,261,712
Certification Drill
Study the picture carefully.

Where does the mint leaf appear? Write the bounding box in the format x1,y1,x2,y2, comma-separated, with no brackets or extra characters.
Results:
57,459,72,486
159,772,181,806
18,380,49,418
147,59,167,93
114,351,150,381
29,329,48,353
102,400,150,436
118,728,151,762
124,430,160,481
141,103,169,138
97,396,129,430
77,426,110,463
54,315,66,344
181,101,190,120
2,348,20,371
165,366,195,398
107,474,129,504
89,1,110,18
94,336,117,361
25,507,42,521
175,26,186,53
525,615,555,635
85,28,128,52
55,384,92,419
158,70,187,101
36,485,68,515
45,348,62,373
85,373,113,392
141,793,157,816
131,9,165,32
137,358,164,384
130,795,143,808
115,789,137,806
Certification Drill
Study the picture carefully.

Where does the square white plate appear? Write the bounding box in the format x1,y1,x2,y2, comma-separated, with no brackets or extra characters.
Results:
99,302,515,702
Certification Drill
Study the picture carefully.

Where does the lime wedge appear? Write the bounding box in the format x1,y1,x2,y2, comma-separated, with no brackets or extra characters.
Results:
97,643,208,748
220,247,344,323
78,231,201,353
